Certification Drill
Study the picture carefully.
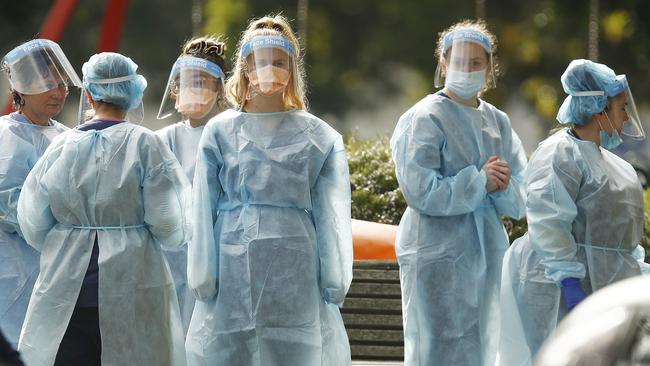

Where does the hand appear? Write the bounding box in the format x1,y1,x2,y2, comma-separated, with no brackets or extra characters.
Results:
482,156,511,192
561,277,587,312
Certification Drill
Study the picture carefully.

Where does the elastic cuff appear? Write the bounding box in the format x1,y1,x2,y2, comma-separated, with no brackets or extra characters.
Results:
322,287,345,307
561,277,581,288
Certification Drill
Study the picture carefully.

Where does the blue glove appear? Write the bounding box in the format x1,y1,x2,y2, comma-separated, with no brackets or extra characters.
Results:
561,277,587,312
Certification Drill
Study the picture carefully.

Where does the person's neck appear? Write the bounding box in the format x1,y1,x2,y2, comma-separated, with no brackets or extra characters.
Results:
187,116,209,128
243,93,287,113
93,105,127,121
573,118,602,145
186,105,225,127
19,109,50,126
442,87,479,108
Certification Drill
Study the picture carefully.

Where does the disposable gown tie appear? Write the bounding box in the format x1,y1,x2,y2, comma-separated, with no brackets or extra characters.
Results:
497,128,647,366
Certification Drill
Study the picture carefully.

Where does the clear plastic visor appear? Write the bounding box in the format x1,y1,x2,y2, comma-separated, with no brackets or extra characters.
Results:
241,36,294,96
245,46,293,93
3,39,82,95
617,78,645,140
157,56,225,120
573,76,645,140
434,39,494,88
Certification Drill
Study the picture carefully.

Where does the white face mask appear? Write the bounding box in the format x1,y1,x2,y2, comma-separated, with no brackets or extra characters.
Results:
175,86,217,118
248,65,290,96
445,69,486,99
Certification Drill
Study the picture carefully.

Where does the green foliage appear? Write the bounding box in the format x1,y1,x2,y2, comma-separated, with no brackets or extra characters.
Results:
346,133,406,225
503,216,529,244
643,189,650,261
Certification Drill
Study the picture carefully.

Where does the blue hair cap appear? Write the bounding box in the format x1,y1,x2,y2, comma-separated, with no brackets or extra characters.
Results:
82,52,147,111
557,59,621,125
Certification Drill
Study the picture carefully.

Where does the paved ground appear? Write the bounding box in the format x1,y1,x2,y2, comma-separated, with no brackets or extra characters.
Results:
352,362,403,366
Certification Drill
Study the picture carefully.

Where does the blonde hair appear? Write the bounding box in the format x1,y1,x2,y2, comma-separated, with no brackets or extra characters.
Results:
436,19,500,90
180,35,231,112
226,14,307,110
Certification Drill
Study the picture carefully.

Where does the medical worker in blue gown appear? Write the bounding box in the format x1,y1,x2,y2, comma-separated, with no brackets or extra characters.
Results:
390,20,527,366
185,15,353,366
16,52,191,366
0,39,80,348
497,59,648,366
157,36,230,335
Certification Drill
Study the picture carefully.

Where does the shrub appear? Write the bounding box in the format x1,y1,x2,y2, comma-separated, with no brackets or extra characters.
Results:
346,133,406,225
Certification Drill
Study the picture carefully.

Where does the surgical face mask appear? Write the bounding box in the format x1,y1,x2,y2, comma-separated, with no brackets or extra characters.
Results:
175,86,217,118
248,65,290,96
445,69,486,99
598,112,623,150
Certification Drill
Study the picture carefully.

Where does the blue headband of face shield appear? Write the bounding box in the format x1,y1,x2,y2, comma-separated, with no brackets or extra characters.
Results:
3,39,58,64
240,36,295,59
171,56,225,80
441,29,493,53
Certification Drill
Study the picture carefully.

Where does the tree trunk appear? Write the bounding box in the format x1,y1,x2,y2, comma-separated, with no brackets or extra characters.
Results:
588,0,599,61
192,0,204,36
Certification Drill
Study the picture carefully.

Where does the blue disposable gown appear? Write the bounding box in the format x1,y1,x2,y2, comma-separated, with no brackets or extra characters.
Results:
16,122,191,366
157,120,204,334
0,114,68,347
497,128,647,366
390,93,527,366
185,109,353,366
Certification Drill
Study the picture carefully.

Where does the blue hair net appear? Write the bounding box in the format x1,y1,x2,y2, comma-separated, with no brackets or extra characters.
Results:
557,59,618,125
82,52,147,110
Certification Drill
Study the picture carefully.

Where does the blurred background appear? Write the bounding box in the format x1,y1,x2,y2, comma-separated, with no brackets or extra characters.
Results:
1,0,649,160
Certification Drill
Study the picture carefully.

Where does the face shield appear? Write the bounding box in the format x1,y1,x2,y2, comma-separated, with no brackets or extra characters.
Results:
240,36,294,97
78,74,145,125
157,56,225,120
3,39,82,95
572,75,645,140
434,30,495,97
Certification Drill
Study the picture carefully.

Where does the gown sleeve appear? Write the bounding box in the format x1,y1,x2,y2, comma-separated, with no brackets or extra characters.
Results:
17,141,61,251
187,127,222,301
311,137,353,307
390,107,488,217
0,136,36,237
489,118,528,219
142,136,192,250
527,142,585,284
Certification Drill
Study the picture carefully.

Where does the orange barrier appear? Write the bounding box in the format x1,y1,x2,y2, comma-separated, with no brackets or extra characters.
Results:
352,219,397,260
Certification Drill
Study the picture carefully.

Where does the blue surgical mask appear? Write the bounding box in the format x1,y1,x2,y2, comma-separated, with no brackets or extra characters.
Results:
598,112,623,150
445,69,486,99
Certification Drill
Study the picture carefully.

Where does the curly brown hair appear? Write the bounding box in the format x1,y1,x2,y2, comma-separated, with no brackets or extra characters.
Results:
181,35,228,73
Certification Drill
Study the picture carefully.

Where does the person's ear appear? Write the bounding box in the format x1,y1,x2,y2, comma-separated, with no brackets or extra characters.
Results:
85,91,95,108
